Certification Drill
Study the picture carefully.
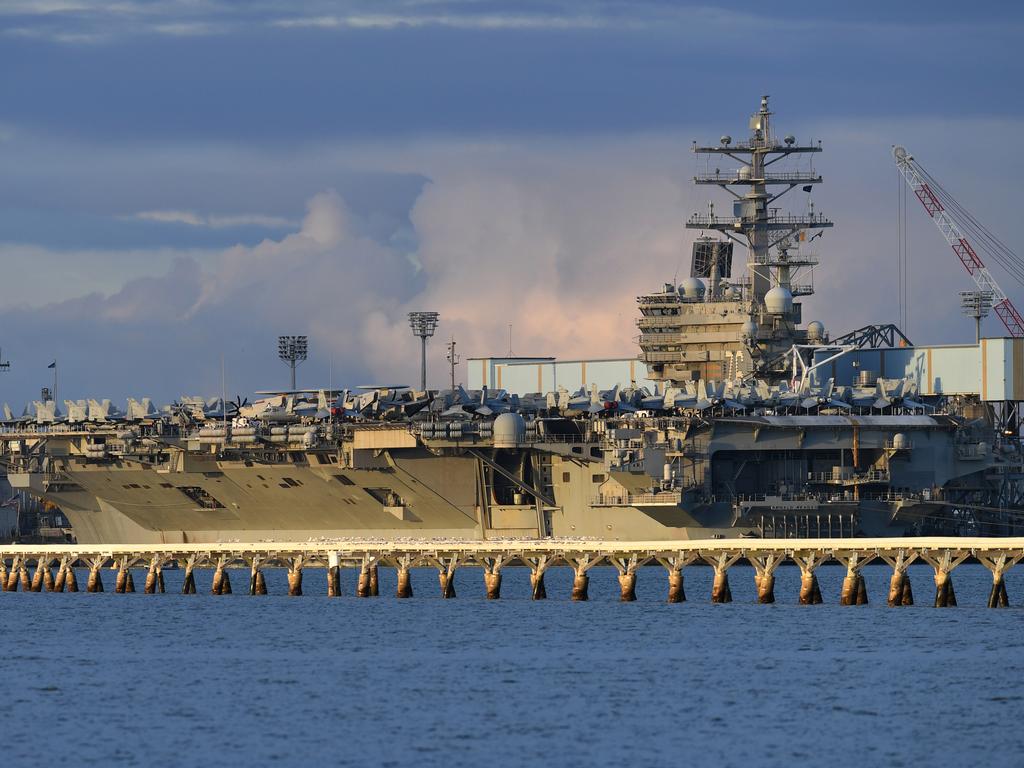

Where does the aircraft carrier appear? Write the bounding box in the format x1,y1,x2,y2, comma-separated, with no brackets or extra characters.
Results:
3,96,1024,544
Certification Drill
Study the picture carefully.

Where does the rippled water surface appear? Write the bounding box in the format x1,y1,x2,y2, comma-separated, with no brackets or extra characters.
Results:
3,562,1023,766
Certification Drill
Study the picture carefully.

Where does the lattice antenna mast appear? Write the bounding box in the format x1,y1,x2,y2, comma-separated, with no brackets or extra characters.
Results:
687,95,832,304
893,145,1024,337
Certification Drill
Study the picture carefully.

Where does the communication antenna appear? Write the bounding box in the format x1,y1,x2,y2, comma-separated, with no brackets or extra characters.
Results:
446,337,460,390
277,335,308,391
408,312,440,391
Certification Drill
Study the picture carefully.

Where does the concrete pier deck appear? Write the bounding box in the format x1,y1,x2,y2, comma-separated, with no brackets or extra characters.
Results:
1,537,1022,606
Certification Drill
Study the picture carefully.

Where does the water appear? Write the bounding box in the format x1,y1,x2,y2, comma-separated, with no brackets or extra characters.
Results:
3,562,1024,766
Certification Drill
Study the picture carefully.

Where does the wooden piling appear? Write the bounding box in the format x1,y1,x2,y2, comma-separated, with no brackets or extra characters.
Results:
799,571,822,604
18,561,30,592
711,569,731,603
888,570,905,606
66,566,79,592
396,563,413,598
0,560,7,591
86,563,104,593
182,561,197,594
42,563,55,592
530,571,547,600
287,566,303,597
368,564,379,597
220,570,231,594
855,574,868,604
53,562,66,593
145,561,158,594
30,561,45,592
934,570,950,607
6,559,21,591
254,570,267,595
901,572,914,605
754,573,774,604
667,570,685,603
115,564,128,594
839,570,858,605
484,571,502,600
947,575,957,607
438,571,456,598
617,571,636,602
571,572,589,601
211,564,225,595
327,566,341,597
356,563,372,597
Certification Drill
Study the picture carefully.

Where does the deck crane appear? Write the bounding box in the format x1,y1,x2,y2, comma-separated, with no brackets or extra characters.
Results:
893,145,1024,338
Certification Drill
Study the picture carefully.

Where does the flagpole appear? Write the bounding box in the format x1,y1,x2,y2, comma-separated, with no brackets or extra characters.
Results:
52,359,57,408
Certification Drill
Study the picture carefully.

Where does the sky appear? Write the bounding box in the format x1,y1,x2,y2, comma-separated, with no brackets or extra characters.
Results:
0,0,1021,405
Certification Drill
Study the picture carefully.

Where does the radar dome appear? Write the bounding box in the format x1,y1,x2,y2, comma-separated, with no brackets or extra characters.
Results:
784,134,796,145
738,166,752,180
741,320,758,339
492,412,526,448
764,286,793,315
720,135,732,146
680,277,705,299
807,320,825,341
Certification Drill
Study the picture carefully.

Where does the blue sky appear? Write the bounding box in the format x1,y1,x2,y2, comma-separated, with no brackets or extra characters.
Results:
0,1,1021,404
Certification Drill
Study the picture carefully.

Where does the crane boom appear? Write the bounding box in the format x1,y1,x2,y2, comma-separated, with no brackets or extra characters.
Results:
892,145,1024,337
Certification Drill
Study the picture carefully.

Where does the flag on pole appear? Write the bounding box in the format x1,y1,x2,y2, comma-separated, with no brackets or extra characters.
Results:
47,361,56,369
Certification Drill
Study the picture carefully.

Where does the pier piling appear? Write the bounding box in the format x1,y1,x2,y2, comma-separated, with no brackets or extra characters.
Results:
115,558,129,594
182,557,197,594
976,552,1020,608
612,555,642,602
750,552,785,604
30,560,45,592
919,549,969,608
792,552,826,604
567,555,601,601
287,557,304,596
481,555,510,600
18,559,30,592
396,555,414,598
42,561,55,592
356,556,374,597
368,564,379,597
327,553,341,597
525,555,550,600
86,559,104,593
431,555,459,598
706,552,742,604
881,551,917,606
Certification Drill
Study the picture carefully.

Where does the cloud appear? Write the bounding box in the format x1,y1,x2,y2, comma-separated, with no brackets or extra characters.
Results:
2,119,1022,407
132,210,298,229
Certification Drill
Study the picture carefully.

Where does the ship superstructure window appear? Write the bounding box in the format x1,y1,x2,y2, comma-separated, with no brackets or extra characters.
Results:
279,477,302,488
335,475,355,486
177,486,225,509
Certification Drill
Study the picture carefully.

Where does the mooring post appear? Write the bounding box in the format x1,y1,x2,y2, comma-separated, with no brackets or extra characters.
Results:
524,555,550,600
975,551,1020,608
918,549,970,608
249,556,267,595
395,554,414,598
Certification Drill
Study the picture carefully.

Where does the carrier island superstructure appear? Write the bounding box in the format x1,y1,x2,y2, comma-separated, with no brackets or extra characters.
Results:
3,96,1024,545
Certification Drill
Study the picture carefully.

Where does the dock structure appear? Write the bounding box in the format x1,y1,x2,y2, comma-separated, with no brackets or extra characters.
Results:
1,538,1022,607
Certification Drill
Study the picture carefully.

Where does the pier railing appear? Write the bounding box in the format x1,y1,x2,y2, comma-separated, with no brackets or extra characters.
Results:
0,537,1021,607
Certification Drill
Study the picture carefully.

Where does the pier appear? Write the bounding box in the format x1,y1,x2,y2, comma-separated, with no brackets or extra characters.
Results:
1,537,1021,607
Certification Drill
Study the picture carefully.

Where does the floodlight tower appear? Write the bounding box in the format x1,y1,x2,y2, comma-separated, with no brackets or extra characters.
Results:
277,335,308,390
408,311,440,391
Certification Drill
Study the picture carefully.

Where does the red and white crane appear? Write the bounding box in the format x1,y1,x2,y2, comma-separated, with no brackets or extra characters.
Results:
893,145,1024,337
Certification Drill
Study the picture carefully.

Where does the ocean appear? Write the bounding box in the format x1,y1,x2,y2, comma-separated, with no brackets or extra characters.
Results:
2,562,1022,767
